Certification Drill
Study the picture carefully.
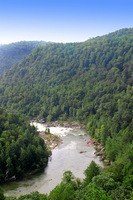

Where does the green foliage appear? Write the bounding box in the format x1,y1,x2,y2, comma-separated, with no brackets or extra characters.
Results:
103,159,124,183
62,170,75,184
48,182,75,200
73,183,112,200
17,191,47,200
108,186,131,200
0,28,133,128
0,109,49,183
0,41,49,74
5,197,17,200
92,172,118,193
4,192,47,200
3,168,133,200
130,192,133,200
1,28,133,199
0,187,5,200
48,169,111,200
48,171,77,200
83,161,100,186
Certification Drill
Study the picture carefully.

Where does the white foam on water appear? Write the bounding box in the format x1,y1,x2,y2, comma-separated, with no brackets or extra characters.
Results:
4,123,104,197
31,122,74,137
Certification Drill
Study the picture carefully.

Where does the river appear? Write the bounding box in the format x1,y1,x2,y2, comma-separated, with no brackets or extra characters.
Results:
3,122,104,197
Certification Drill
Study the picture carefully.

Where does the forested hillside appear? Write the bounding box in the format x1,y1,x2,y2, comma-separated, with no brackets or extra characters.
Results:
0,41,49,74
0,28,133,199
0,108,49,183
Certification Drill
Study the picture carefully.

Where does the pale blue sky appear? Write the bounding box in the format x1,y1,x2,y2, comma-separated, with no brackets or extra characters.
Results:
0,0,133,44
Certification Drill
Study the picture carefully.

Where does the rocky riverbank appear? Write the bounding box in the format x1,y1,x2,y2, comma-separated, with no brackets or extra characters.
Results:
39,130,63,150
30,120,84,151
31,120,83,129
31,120,109,165
86,138,111,166
30,120,82,150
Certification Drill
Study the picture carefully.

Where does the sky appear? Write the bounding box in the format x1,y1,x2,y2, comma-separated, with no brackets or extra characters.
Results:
0,0,133,44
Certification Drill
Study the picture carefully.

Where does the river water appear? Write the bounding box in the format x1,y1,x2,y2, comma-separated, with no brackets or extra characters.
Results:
3,122,103,197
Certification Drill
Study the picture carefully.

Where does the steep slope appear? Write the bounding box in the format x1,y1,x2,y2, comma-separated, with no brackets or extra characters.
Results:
0,108,49,183
0,28,133,119
0,28,133,198
0,28,133,161
0,41,50,74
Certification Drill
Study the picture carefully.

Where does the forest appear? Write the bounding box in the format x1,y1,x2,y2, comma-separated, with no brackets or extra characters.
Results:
0,41,49,74
0,108,49,183
0,28,133,199
1,161,133,199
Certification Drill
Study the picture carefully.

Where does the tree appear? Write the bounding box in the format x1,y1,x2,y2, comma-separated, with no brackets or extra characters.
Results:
48,171,76,200
109,186,131,200
92,172,118,193
0,187,4,200
73,183,111,200
62,171,74,184
17,191,47,200
83,161,100,186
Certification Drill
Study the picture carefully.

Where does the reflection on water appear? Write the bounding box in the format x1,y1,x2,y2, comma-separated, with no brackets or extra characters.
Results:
3,123,103,197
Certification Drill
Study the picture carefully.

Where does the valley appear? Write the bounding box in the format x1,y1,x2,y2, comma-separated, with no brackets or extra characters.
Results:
0,28,133,199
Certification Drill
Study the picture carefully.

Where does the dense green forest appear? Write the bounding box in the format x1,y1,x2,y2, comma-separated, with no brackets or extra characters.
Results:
1,161,133,199
0,28,133,199
0,108,49,183
0,41,50,74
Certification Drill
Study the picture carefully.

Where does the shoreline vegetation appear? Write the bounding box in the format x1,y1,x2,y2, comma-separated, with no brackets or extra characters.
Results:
2,120,109,186
0,109,49,185
2,120,111,199
39,130,63,150
1,29,133,199
31,120,83,150
31,120,110,165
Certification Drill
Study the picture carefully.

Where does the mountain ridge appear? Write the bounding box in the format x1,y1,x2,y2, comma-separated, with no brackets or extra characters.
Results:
0,40,52,74
0,27,133,199
0,28,133,119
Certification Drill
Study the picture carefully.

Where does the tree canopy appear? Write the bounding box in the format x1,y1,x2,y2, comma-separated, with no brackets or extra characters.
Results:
0,41,50,74
0,28,133,199
0,108,49,183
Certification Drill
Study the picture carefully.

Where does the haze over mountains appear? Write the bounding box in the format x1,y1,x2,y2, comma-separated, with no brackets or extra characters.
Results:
0,28,133,199
0,28,133,119
0,41,51,74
